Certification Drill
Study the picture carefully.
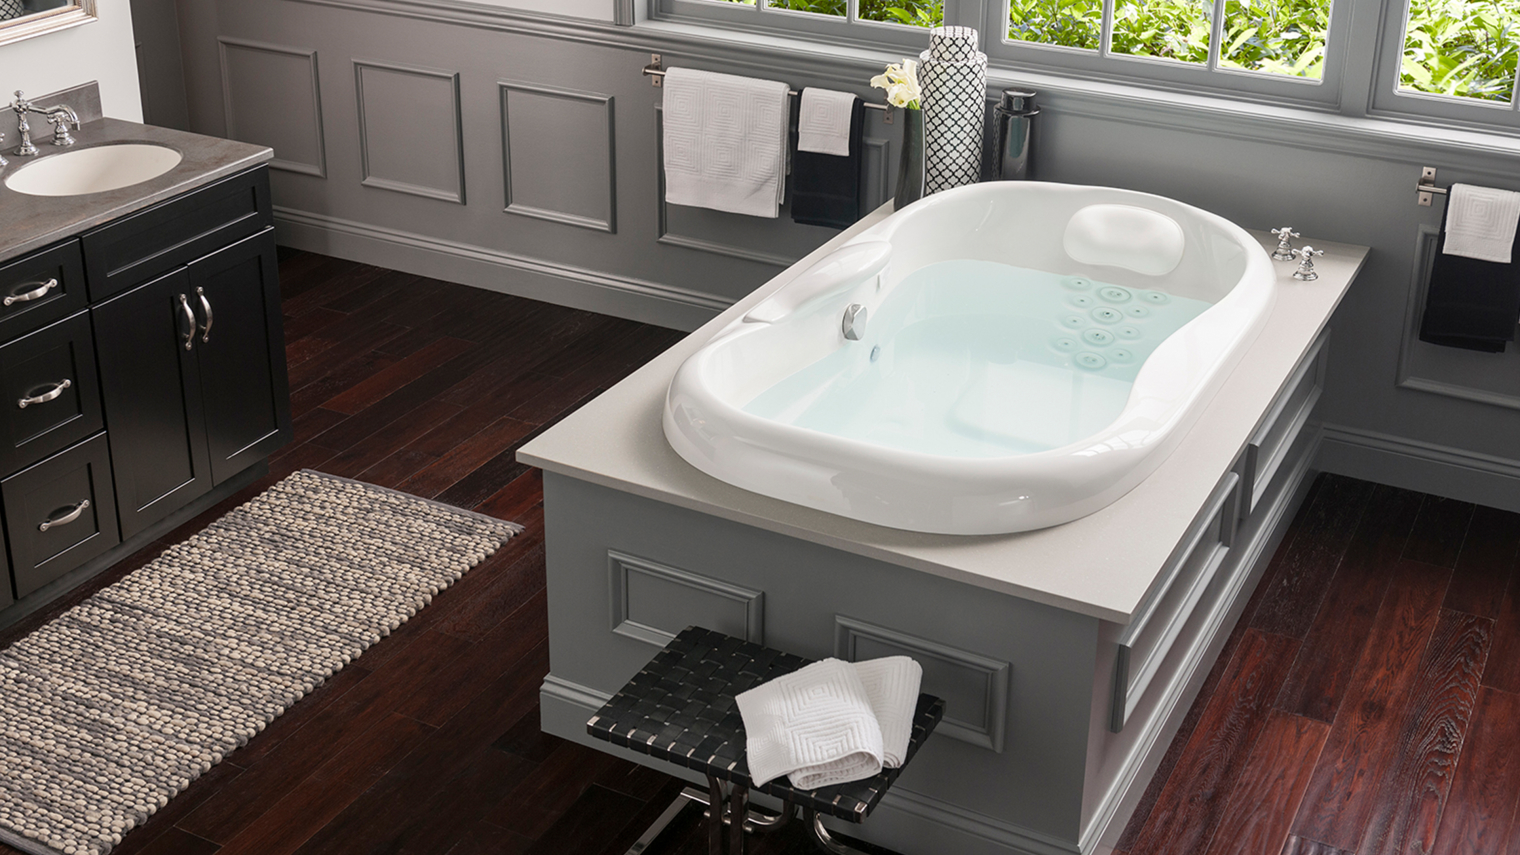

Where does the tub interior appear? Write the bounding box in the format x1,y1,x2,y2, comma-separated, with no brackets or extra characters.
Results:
741,259,1213,458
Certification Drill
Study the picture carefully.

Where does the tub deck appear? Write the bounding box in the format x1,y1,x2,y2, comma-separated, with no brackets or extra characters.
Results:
519,206,1367,624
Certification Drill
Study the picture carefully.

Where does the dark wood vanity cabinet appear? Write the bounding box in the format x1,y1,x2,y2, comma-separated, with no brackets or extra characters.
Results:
0,165,291,607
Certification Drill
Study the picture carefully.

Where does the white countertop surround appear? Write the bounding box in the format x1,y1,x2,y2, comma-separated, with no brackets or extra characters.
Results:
519,204,1368,623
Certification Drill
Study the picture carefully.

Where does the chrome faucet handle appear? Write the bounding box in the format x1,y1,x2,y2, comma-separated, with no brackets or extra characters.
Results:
1269,227,1300,262
0,128,7,168
46,108,78,146
1291,245,1324,281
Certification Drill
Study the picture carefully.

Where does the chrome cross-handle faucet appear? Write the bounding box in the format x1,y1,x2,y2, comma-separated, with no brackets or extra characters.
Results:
1291,246,1325,281
11,91,81,156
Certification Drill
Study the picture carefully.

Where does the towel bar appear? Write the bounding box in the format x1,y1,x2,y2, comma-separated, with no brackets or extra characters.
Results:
643,54,895,122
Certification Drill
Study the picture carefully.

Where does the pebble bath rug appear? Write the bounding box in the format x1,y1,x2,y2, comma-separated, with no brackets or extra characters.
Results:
0,470,522,855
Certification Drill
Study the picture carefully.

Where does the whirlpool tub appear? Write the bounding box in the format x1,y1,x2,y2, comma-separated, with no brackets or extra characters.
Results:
664,182,1277,535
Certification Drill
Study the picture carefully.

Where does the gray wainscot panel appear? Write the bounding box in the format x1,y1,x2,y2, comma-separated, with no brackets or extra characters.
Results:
218,38,326,177
608,549,764,647
834,615,1011,753
1396,224,1520,411
353,58,467,203
500,81,617,233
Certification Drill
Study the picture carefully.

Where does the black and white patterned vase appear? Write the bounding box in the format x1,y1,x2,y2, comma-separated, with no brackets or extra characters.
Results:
919,26,987,196
0,0,26,21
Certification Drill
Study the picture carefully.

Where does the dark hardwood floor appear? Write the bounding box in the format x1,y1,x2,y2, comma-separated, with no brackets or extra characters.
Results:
0,249,1516,855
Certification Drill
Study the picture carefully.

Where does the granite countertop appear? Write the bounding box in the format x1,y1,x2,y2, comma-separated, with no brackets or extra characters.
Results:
519,206,1370,624
0,118,273,262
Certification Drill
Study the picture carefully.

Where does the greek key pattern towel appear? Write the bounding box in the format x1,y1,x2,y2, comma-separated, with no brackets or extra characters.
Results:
853,657,923,768
662,67,791,219
1443,183,1520,264
736,658,884,789
919,26,987,195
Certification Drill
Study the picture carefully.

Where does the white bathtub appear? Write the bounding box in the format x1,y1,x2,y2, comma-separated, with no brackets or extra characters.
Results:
663,182,1277,535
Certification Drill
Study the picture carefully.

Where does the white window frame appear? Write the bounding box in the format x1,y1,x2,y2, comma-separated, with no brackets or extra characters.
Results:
656,0,964,50
979,0,1352,106
1368,0,1520,133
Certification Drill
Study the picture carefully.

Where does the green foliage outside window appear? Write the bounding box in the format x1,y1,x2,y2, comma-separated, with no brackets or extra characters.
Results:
1401,0,1520,100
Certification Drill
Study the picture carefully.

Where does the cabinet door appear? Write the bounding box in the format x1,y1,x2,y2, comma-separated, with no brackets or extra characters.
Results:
187,228,291,485
92,267,213,539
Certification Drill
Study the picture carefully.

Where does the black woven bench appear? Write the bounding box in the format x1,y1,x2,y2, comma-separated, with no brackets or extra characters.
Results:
587,626,945,855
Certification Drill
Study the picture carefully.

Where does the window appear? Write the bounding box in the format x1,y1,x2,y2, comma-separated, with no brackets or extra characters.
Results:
984,0,1346,103
661,0,946,47
1372,0,1520,128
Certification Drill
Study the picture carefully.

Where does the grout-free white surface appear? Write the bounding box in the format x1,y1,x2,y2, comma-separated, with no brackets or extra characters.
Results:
519,204,1368,624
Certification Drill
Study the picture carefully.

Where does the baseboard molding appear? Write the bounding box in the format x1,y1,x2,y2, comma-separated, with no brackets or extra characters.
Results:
1317,423,1520,513
273,206,730,331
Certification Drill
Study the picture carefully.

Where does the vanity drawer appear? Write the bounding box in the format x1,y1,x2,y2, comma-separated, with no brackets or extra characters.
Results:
2,432,119,600
0,238,87,341
0,312,104,477
81,167,272,302
1242,331,1329,516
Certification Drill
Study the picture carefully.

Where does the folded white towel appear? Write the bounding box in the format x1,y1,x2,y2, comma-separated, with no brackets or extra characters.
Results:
736,658,884,789
797,88,857,157
662,67,791,219
853,657,923,768
1444,183,1520,264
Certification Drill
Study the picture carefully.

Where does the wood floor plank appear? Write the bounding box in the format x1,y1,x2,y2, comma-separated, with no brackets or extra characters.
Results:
521,783,649,855
1358,609,1493,855
287,643,551,855
482,739,623,840
1277,485,1424,722
395,416,538,499
1250,476,1376,639
132,827,221,855
319,396,466,482
1484,564,1520,693
1283,836,1355,855
1201,710,1328,855
1441,505,1520,620
1290,559,1454,851
440,823,532,855
285,318,407,382
1428,687,1520,855
211,712,434,855
365,746,537,855
1126,629,1300,855
109,760,242,855
321,336,476,416
1404,496,1476,569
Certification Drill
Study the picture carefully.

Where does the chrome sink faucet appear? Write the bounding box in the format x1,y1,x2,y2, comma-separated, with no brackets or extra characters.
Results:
11,90,81,157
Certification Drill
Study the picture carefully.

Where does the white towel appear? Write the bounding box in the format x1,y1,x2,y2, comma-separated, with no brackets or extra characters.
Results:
735,658,884,789
1444,183,1520,264
797,88,857,157
853,657,923,768
662,67,791,219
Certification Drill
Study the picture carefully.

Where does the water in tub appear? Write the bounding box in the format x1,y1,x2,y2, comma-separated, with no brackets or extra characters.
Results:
743,260,1213,457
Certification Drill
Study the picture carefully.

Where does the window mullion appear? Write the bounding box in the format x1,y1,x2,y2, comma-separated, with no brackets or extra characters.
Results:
1207,0,1227,70
1100,0,1115,57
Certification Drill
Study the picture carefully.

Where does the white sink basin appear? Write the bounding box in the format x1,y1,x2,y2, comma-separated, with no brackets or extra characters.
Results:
5,143,183,197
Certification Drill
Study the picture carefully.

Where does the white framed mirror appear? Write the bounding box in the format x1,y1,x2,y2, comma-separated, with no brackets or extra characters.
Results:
0,0,97,47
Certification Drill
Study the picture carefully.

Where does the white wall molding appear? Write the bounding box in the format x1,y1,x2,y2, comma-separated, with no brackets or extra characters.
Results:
1318,424,1520,512
273,206,729,330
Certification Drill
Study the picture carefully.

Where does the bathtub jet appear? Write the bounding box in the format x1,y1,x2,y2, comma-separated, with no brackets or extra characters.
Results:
664,182,1277,535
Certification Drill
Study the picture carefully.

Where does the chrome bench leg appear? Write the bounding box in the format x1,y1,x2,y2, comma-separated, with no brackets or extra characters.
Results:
807,809,873,855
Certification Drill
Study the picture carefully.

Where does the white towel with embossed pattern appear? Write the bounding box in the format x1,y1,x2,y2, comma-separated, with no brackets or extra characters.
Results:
853,656,922,768
797,88,857,157
736,658,884,789
662,67,791,218
1444,183,1520,264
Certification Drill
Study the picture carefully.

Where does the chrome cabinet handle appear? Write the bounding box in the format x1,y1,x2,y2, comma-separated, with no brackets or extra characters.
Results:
39,499,89,532
17,378,70,409
178,294,195,350
196,286,213,344
4,278,58,307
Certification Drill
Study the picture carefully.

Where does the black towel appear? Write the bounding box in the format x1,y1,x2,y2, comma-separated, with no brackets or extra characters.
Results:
1419,203,1520,353
789,97,865,230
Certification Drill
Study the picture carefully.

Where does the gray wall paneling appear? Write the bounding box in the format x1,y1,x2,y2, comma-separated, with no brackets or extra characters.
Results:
129,0,191,129
218,38,326,177
354,59,466,203
163,0,1520,536
501,81,617,233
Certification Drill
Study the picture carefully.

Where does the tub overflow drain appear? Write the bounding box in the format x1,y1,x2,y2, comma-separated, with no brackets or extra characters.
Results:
842,304,868,341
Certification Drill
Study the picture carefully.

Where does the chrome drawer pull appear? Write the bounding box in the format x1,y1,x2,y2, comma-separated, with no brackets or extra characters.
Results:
39,499,89,532
178,294,196,350
196,287,213,343
17,378,71,409
4,278,58,307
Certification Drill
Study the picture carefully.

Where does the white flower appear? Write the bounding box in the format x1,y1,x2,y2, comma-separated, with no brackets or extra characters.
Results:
870,58,921,110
